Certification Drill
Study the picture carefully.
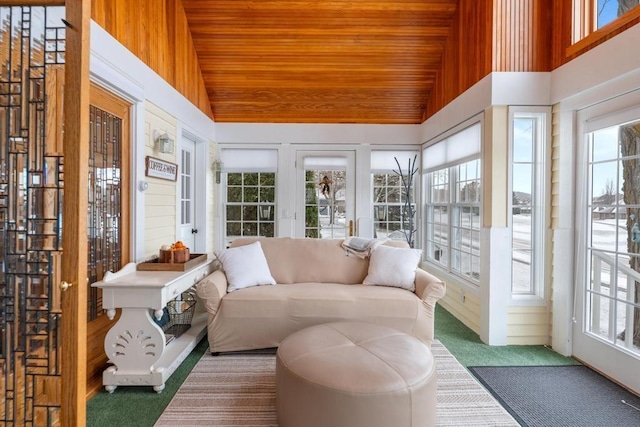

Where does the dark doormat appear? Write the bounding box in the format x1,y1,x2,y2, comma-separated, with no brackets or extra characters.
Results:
468,366,640,427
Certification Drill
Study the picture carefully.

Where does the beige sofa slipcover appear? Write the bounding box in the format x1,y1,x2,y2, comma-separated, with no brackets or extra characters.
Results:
196,237,446,353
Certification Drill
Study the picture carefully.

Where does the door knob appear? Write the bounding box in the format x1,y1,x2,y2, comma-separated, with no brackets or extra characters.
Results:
60,281,73,292
191,228,198,234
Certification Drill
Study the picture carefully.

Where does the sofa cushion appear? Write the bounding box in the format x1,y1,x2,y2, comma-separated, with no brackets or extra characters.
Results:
364,245,422,291
208,283,422,352
231,237,370,284
217,241,276,292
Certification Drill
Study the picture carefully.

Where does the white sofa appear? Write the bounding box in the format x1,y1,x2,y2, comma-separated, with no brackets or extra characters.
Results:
196,237,446,353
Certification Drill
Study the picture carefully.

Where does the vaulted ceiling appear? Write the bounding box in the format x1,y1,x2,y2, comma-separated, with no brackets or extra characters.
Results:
182,0,458,124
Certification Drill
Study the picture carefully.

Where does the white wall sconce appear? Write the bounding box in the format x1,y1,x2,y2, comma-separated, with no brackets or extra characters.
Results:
155,132,175,154
213,160,223,184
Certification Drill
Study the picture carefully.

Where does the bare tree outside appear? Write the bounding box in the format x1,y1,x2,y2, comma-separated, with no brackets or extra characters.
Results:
600,178,618,205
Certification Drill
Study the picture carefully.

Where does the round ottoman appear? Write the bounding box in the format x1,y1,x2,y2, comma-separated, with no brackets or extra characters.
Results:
276,322,437,427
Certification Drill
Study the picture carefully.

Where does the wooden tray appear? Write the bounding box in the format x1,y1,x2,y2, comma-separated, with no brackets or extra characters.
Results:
137,253,208,271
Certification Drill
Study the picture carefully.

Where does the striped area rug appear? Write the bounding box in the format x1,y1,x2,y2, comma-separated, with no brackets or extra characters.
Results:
155,340,519,426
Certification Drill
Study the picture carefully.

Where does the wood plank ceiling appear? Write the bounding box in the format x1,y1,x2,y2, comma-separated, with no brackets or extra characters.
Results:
182,0,458,124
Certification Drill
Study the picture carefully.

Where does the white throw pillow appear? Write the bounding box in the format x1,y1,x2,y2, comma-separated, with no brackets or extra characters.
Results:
363,244,422,291
216,241,276,292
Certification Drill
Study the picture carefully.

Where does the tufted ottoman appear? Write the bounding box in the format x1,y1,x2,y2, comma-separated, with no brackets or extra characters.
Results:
275,322,437,427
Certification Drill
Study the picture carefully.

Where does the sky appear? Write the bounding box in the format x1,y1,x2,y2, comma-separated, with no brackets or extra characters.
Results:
512,118,534,195
598,0,621,28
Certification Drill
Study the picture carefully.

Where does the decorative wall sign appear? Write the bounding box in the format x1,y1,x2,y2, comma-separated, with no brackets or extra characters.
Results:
145,156,178,181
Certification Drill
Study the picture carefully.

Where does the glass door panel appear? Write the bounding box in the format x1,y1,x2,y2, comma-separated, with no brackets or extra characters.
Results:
574,114,640,395
179,137,196,250
0,6,67,425
296,151,354,239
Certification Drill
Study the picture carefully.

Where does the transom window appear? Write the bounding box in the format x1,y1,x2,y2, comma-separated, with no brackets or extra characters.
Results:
596,0,639,29
573,0,640,43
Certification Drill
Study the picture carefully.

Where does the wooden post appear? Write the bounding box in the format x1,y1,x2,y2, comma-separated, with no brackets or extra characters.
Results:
61,0,90,426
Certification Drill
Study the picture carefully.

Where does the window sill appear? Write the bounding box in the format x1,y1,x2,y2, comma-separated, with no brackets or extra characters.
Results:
420,261,480,296
567,7,640,58
509,293,547,307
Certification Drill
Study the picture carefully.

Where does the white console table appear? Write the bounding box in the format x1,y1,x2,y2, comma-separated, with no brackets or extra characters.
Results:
92,257,216,393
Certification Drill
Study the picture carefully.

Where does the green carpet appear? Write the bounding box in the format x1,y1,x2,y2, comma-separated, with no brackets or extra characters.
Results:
434,304,579,367
86,304,578,426
86,338,209,427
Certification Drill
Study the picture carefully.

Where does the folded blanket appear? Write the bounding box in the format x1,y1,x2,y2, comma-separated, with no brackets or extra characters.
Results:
341,237,385,259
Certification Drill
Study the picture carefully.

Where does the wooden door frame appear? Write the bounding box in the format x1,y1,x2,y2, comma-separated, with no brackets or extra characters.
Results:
86,83,131,398
61,0,91,426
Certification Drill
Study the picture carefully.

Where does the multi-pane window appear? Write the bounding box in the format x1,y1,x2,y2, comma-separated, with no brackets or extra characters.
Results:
373,173,416,240
424,121,482,285
221,148,278,247
512,117,535,294
371,150,419,243
225,172,275,246
425,169,449,267
452,160,481,282
425,160,481,283
509,109,549,298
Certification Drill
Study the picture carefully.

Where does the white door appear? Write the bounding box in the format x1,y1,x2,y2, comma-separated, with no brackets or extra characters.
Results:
296,151,356,239
573,102,640,394
179,137,196,250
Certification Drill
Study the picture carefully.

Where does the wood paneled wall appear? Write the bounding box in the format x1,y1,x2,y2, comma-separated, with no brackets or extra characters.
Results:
551,0,574,70
424,0,493,120
492,0,551,72
426,0,640,119
91,0,213,118
425,0,552,120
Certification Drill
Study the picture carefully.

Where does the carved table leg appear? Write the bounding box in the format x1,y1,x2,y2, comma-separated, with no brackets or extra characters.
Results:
102,307,166,389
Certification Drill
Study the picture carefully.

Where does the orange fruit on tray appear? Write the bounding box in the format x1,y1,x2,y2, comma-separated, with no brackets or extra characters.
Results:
159,241,190,263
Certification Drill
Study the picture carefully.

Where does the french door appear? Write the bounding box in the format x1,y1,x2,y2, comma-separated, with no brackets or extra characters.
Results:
574,99,640,394
295,150,355,239
0,3,90,425
178,136,196,250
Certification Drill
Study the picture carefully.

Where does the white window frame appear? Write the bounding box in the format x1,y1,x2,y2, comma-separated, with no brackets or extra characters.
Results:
370,150,420,242
423,117,483,287
450,159,482,284
508,106,551,303
220,148,278,248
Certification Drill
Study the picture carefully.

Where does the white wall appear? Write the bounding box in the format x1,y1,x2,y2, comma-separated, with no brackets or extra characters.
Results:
214,122,420,145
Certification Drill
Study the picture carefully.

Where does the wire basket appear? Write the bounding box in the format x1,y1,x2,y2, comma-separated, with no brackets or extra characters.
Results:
156,291,196,343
